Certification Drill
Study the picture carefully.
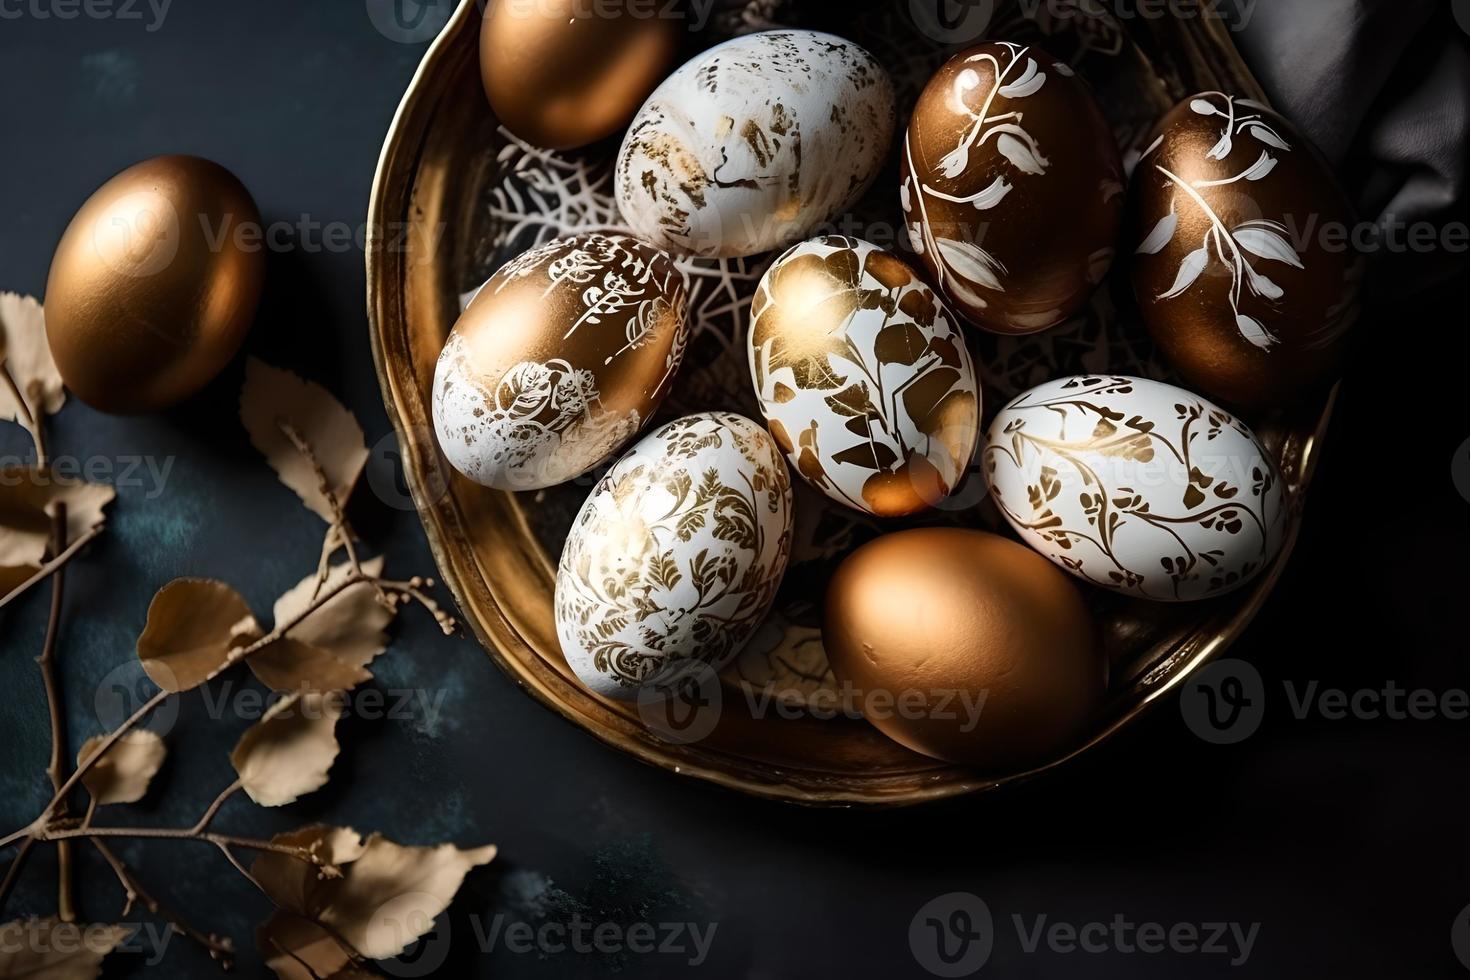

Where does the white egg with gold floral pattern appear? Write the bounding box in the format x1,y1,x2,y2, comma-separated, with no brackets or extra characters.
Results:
984,375,1286,601
556,412,794,699
748,236,980,517
432,233,688,492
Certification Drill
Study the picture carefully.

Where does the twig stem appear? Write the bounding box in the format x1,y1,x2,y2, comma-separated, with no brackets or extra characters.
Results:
0,525,103,611
37,505,75,922
90,838,236,968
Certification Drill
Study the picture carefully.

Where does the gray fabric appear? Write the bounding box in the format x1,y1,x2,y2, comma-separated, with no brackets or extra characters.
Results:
1234,0,1470,294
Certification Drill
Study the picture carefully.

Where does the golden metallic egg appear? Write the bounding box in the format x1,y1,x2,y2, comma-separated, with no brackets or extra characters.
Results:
480,0,683,151
901,42,1124,335
432,233,689,491
823,528,1105,771
1130,94,1363,409
45,155,265,414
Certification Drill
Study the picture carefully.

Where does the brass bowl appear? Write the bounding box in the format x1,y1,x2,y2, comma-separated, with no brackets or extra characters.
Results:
367,0,1332,805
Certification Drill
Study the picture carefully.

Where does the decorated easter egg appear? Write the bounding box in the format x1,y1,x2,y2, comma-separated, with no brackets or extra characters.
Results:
556,412,794,699
1130,93,1363,408
747,236,980,517
615,30,895,259
431,233,688,491
984,375,1286,601
901,42,1124,334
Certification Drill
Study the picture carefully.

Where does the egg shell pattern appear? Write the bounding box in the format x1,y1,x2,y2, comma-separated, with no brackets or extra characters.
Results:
556,412,794,699
984,376,1286,601
1130,93,1363,409
615,30,896,259
901,42,1124,334
431,233,688,491
748,236,981,517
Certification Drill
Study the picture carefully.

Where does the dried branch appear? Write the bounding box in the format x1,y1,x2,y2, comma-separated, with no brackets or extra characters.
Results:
37,505,75,922
91,838,236,968
0,524,104,611
0,836,37,915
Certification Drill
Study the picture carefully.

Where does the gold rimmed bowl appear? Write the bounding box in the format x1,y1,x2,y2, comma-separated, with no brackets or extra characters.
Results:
366,0,1333,805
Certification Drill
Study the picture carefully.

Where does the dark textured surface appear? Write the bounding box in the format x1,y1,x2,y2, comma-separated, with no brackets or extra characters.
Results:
0,2,1466,977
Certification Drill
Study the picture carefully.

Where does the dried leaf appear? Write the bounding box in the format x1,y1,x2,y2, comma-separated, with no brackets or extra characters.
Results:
240,358,368,523
232,692,344,807
0,470,114,568
257,913,354,980
270,558,391,672
0,293,65,423
137,579,260,692
248,638,373,693
78,730,166,805
252,830,495,961
0,918,130,979
253,826,366,914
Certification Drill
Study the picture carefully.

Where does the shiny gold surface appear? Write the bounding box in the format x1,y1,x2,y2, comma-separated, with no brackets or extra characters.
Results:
367,0,1337,805
480,0,681,150
46,155,264,414
824,528,1104,771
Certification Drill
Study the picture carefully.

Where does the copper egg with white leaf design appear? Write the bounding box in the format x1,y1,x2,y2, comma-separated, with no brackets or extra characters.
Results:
431,233,689,491
747,236,981,517
901,42,1124,335
1129,93,1363,409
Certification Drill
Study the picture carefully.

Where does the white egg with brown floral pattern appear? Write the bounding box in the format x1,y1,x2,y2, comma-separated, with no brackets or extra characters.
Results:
556,412,794,700
748,236,980,517
431,233,688,492
983,376,1286,601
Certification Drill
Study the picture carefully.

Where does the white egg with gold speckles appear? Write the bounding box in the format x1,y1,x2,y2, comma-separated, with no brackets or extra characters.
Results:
556,412,794,699
615,30,896,259
748,236,980,517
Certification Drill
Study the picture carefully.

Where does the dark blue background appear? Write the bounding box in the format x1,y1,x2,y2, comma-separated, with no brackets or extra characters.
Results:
1,1,1466,977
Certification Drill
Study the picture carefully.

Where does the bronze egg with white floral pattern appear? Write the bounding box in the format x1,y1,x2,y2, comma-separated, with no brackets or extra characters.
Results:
1130,93,1363,409
431,233,689,491
901,42,1124,335
747,236,980,517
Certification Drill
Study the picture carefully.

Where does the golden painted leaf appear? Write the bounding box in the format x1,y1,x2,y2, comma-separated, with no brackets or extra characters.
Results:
253,829,495,961
0,918,130,979
0,293,65,423
0,470,115,569
240,358,369,523
137,579,260,692
77,730,166,805
248,637,374,693
257,912,353,980
252,826,366,915
231,692,344,807
272,557,391,671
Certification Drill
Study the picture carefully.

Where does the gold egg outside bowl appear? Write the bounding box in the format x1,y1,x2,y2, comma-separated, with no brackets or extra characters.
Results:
367,0,1334,806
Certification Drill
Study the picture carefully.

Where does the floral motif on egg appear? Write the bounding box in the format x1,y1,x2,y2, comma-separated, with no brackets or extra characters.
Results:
555,413,793,694
432,233,687,490
984,376,1284,601
748,236,979,517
